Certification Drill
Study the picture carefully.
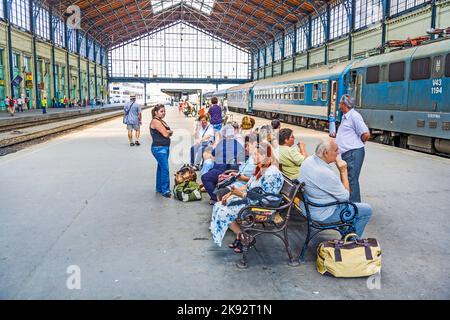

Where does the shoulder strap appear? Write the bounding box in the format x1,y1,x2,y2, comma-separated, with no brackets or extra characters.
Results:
124,101,135,116
201,125,210,138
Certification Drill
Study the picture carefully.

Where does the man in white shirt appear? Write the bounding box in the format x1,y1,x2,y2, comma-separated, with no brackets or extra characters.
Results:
190,115,214,168
299,138,372,237
335,94,370,202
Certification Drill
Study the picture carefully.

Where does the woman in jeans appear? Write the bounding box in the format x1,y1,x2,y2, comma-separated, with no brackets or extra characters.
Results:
150,105,173,198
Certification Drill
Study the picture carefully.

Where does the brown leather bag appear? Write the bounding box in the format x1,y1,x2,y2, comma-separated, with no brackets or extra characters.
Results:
174,165,197,185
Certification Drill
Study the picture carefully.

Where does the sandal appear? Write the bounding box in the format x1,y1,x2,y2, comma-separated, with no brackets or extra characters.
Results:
130,142,135,146
228,238,241,249
234,234,256,253
135,141,140,146
162,192,172,198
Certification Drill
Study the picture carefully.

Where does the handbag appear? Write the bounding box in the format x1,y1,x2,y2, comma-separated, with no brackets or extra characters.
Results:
316,233,382,277
227,186,283,208
123,101,134,124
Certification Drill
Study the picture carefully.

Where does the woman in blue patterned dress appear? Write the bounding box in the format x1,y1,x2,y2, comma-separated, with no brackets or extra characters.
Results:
210,142,284,252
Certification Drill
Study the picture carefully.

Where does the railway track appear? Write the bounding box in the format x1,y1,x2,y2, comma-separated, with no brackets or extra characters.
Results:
0,105,153,152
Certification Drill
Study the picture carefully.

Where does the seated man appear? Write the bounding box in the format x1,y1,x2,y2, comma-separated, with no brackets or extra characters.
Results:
278,128,308,180
201,124,245,205
190,115,215,167
298,138,372,237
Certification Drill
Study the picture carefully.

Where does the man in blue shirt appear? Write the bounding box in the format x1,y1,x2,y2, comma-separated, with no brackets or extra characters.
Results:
335,94,370,202
123,95,142,146
299,138,372,237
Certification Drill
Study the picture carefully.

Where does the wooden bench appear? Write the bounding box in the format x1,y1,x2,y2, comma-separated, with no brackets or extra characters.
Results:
235,176,302,269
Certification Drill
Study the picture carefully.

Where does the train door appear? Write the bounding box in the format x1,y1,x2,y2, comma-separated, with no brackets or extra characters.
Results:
328,80,338,118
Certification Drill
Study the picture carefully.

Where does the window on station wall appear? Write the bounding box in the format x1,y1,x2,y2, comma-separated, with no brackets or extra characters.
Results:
54,18,66,48
330,0,349,40
0,2,4,18
11,0,31,31
274,39,282,61
354,0,383,30
36,5,50,40
390,0,427,16
108,22,249,79
88,39,95,61
79,34,87,57
253,52,258,69
284,32,293,58
266,44,273,63
311,16,325,47
68,28,77,53
258,48,265,67
296,25,307,52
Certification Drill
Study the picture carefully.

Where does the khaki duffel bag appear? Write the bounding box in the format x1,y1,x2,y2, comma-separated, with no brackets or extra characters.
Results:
317,233,381,277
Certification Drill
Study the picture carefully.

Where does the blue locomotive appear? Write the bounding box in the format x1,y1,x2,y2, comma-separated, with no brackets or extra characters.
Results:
204,38,450,155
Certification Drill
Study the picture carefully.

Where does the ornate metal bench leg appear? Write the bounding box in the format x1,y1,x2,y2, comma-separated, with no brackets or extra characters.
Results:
283,230,299,267
236,232,253,269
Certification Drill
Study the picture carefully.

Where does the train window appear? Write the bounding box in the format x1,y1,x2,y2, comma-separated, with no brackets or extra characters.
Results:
380,65,388,82
293,86,299,100
432,56,444,78
321,82,327,101
312,83,319,101
299,85,305,100
366,66,379,84
411,58,430,80
389,62,405,82
446,54,450,77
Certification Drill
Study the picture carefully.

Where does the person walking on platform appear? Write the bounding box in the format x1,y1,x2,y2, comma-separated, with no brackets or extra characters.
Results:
334,94,370,203
17,96,24,112
5,96,14,116
123,95,142,146
208,96,223,132
150,104,173,198
41,97,47,114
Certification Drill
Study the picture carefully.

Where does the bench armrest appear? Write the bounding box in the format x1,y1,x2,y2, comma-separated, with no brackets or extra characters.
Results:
305,200,359,223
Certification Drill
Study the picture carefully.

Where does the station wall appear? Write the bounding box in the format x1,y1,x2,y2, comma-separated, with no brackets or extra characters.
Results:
254,1,450,79
0,21,107,110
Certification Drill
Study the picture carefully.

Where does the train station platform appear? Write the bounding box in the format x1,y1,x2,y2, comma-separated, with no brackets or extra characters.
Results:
0,106,449,299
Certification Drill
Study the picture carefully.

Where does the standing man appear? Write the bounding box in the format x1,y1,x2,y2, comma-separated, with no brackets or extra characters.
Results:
41,97,47,114
208,96,223,132
335,94,370,203
123,95,142,147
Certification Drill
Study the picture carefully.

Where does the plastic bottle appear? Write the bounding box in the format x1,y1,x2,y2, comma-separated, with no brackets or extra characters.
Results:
329,113,336,136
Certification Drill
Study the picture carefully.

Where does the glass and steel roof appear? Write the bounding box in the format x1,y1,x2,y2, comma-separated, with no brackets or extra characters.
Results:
151,0,216,15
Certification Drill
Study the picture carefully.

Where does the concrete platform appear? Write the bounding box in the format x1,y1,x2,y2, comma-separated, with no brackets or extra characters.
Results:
0,106,449,299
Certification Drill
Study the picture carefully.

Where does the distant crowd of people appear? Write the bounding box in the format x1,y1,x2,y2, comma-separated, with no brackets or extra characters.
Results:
3,96,104,116
123,93,373,254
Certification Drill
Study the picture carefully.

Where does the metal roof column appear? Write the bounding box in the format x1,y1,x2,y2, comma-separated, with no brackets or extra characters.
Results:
292,25,297,73
76,30,82,102
348,0,355,60
324,4,331,65
5,0,14,98
307,16,312,70
430,0,437,40
64,18,71,100
381,0,391,52
49,7,57,102
30,0,40,108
